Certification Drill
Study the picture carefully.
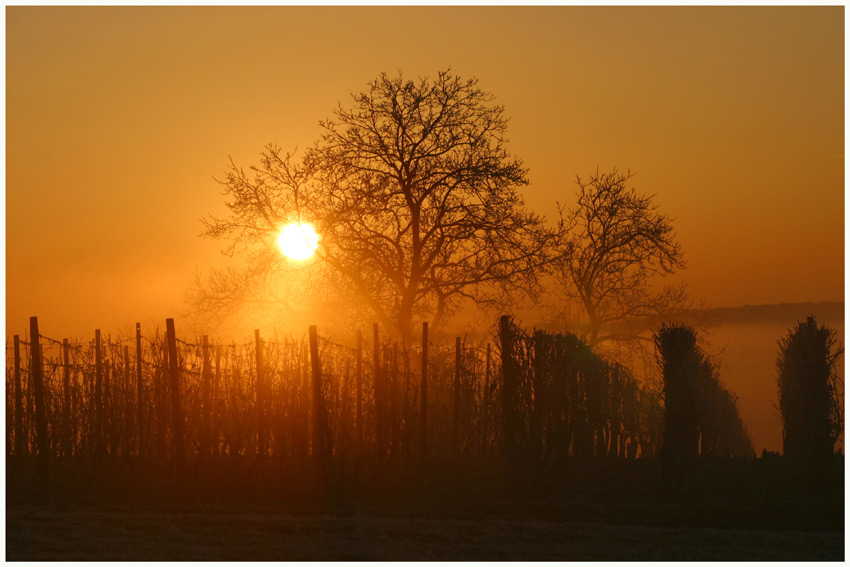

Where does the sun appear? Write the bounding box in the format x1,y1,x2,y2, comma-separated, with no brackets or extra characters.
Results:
277,223,319,260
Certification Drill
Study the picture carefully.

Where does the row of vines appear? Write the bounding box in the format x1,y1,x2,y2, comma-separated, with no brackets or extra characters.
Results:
7,317,668,475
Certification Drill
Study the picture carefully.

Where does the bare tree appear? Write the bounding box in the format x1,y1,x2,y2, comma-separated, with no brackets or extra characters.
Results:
196,70,555,338
550,169,692,350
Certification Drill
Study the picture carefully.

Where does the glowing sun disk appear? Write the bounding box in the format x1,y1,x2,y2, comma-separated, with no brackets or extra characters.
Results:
278,223,319,260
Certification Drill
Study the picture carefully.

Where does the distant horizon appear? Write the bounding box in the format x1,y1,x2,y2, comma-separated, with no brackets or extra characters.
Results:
5,298,844,338
700,299,844,325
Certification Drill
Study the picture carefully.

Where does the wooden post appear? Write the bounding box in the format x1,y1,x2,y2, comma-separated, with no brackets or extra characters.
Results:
123,345,131,457
420,322,428,465
24,341,35,459
500,315,519,493
484,342,491,451
254,330,265,457
201,335,211,459
609,367,621,458
103,355,112,455
165,318,185,479
356,329,363,452
30,317,50,503
213,345,221,457
309,325,326,494
453,336,461,455
342,357,351,451
156,335,168,460
232,349,242,458
402,344,410,458
62,339,71,458
135,323,143,458
373,323,384,458
391,341,399,455
5,341,10,458
13,335,24,458
530,330,545,463
94,329,103,458
300,342,309,461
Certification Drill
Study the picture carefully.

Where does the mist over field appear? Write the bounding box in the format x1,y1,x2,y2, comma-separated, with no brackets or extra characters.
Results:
700,302,844,454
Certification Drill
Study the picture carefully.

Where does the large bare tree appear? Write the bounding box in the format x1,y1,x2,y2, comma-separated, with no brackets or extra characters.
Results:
550,168,692,350
194,71,555,338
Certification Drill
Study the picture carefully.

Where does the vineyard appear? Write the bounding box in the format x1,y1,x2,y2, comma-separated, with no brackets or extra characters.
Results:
6,316,669,502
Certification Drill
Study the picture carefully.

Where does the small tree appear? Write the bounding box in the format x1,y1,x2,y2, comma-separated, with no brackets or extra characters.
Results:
777,316,843,468
551,169,693,351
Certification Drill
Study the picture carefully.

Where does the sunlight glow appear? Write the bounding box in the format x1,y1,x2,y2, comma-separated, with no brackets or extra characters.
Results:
278,223,319,260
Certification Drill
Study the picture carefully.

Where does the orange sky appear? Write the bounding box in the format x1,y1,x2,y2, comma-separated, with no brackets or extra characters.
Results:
6,6,844,340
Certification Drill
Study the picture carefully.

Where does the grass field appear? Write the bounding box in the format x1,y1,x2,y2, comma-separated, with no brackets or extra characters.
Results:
6,504,844,561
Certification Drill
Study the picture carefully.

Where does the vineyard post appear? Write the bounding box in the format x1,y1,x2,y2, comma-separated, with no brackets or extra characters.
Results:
373,323,384,459
309,325,326,495
94,329,103,459
300,342,309,460
391,341,399,455
123,345,131,457
420,322,428,465
4,341,9,458
531,330,545,463
231,345,243,458
484,342,491,452
609,367,621,458
255,330,266,458
135,323,143,458
402,343,410,460
13,335,24,458
342,357,351,455
104,352,112,455
62,339,71,457
500,315,520,493
356,329,363,452
213,344,221,457
30,317,50,504
165,318,185,482
201,335,211,459
453,336,461,455
157,335,168,460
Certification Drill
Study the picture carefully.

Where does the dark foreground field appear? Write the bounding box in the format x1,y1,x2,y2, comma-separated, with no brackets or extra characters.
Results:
7,505,843,561
6,455,844,561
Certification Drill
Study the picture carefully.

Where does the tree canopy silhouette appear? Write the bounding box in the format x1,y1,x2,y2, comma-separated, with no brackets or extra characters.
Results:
196,70,555,337
777,316,843,468
654,323,753,466
551,169,691,349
